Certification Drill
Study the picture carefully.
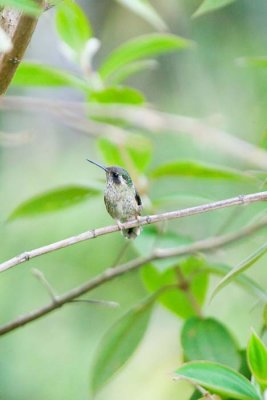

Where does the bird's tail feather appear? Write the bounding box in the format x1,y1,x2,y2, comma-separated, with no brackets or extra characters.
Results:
122,226,141,239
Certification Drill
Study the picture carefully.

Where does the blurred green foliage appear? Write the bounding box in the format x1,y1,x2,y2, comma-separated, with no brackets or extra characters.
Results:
2,0,267,400
0,0,42,15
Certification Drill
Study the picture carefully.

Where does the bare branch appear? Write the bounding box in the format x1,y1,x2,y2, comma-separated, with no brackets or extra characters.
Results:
32,268,119,308
90,104,267,171
1,191,267,274
32,268,58,303
2,97,267,169
69,299,119,308
1,215,267,336
0,130,32,146
0,4,43,95
0,96,127,141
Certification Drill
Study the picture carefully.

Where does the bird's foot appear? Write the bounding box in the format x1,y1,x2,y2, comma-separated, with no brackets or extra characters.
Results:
116,220,124,231
136,215,142,224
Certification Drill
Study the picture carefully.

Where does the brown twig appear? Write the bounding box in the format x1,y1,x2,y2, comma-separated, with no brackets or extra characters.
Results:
175,266,203,317
1,215,267,336
1,190,267,273
0,3,43,95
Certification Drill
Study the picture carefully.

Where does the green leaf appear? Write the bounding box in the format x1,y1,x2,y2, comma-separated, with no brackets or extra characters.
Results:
0,0,42,15
206,263,267,303
135,226,192,270
141,256,209,319
55,0,92,54
98,134,152,173
100,33,193,79
193,0,236,18
8,185,101,221
116,0,167,31
91,296,154,393
264,305,267,328
211,242,267,300
237,57,267,68
12,62,88,90
181,317,240,369
247,330,267,385
174,361,260,400
239,350,251,380
89,86,145,105
107,60,158,84
258,128,267,150
150,160,253,181
189,390,203,400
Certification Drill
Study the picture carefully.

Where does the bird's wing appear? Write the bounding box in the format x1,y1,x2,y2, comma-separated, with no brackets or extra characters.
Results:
135,190,142,214
135,190,142,206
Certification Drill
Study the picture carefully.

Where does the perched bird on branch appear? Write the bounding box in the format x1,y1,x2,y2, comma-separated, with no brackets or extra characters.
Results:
87,159,142,239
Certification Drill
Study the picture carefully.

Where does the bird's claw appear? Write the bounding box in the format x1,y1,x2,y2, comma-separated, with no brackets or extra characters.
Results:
136,215,142,224
116,220,124,231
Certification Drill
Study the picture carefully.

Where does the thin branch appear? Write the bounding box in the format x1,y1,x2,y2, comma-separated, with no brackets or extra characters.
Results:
0,130,32,146
32,268,58,303
69,299,119,308
2,97,267,169
0,4,43,95
111,241,131,268
90,104,267,171
1,215,267,336
175,266,203,317
32,267,119,307
1,191,267,274
0,95,127,141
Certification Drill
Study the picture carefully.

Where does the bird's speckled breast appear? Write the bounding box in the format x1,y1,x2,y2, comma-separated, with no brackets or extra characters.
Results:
104,181,140,222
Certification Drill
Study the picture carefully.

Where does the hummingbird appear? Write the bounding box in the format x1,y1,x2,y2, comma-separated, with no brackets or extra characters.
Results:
87,159,142,239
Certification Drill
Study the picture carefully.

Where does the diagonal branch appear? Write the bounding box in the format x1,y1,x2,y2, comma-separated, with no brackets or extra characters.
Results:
89,104,267,171
1,190,267,274
2,97,267,169
1,215,267,336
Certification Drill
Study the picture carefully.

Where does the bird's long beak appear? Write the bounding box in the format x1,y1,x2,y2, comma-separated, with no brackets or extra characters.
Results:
86,159,108,172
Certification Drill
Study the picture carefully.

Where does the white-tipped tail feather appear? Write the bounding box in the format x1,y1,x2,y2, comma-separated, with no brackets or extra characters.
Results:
122,226,141,239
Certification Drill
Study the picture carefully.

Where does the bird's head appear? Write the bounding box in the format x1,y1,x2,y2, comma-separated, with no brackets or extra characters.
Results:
87,159,133,187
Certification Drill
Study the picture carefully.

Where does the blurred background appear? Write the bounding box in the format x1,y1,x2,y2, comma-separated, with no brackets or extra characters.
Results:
1,0,267,399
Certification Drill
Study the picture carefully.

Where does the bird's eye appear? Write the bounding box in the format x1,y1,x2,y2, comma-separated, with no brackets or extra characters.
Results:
113,172,119,178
